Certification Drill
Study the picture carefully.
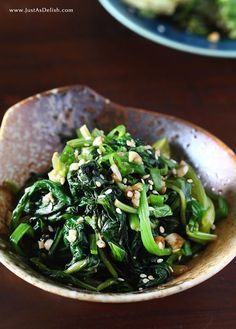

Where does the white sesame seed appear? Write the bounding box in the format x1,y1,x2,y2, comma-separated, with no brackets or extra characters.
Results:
98,194,105,199
127,190,133,198
142,174,150,179
211,224,216,230
95,181,102,187
149,185,153,190
148,180,154,185
44,239,54,251
104,189,112,195
178,256,182,261
100,174,105,179
152,190,158,194
118,277,125,282
133,256,137,259
138,287,143,291
157,258,163,263
140,273,147,278
193,253,199,258
66,229,77,243
126,139,136,147
123,178,128,184
187,179,193,183
159,226,165,234
48,225,54,232
38,240,45,249
158,242,164,249
76,217,84,224
148,275,154,280
96,239,106,248
116,208,122,215
142,278,149,284
141,179,145,184
97,149,102,155
69,162,80,172
169,266,174,273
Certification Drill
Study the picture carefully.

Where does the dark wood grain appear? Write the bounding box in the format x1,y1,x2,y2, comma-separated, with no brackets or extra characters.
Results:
0,1,236,328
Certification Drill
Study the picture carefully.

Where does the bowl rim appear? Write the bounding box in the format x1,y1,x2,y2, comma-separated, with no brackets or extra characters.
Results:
99,0,236,58
0,84,236,303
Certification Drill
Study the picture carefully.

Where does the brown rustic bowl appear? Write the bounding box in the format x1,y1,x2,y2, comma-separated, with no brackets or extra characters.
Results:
0,85,236,303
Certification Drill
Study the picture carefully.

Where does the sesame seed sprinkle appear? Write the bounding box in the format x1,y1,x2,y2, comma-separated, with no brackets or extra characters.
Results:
105,189,112,195
48,225,53,232
159,226,165,234
158,242,164,249
140,273,147,278
118,278,125,282
169,266,174,273
148,180,154,185
148,275,154,280
157,258,163,263
116,208,122,214
142,278,149,284
123,178,128,184
95,181,102,187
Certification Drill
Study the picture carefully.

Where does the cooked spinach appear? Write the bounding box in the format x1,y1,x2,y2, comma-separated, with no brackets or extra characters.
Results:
9,124,228,292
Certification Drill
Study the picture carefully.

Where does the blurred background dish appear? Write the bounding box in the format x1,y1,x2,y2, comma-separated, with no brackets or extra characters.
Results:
99,0,236,57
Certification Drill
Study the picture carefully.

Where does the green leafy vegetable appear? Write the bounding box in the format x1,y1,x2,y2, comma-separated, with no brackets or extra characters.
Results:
9,124,228,292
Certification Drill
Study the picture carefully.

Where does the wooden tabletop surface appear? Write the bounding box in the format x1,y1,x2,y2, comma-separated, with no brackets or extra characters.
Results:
0,1,236,328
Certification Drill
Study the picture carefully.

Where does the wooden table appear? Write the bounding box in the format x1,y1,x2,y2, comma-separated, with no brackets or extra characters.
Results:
0,1,236,328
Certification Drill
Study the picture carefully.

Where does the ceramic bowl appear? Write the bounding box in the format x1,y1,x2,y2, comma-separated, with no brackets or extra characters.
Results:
0,85,236,303
99,0,236,58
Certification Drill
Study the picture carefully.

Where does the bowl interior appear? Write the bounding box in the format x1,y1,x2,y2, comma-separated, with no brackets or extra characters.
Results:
0,85,236,303
99,0,236,57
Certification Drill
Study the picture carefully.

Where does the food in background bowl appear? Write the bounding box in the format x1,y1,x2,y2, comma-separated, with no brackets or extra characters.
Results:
10,124,228,293
122,0,236,41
